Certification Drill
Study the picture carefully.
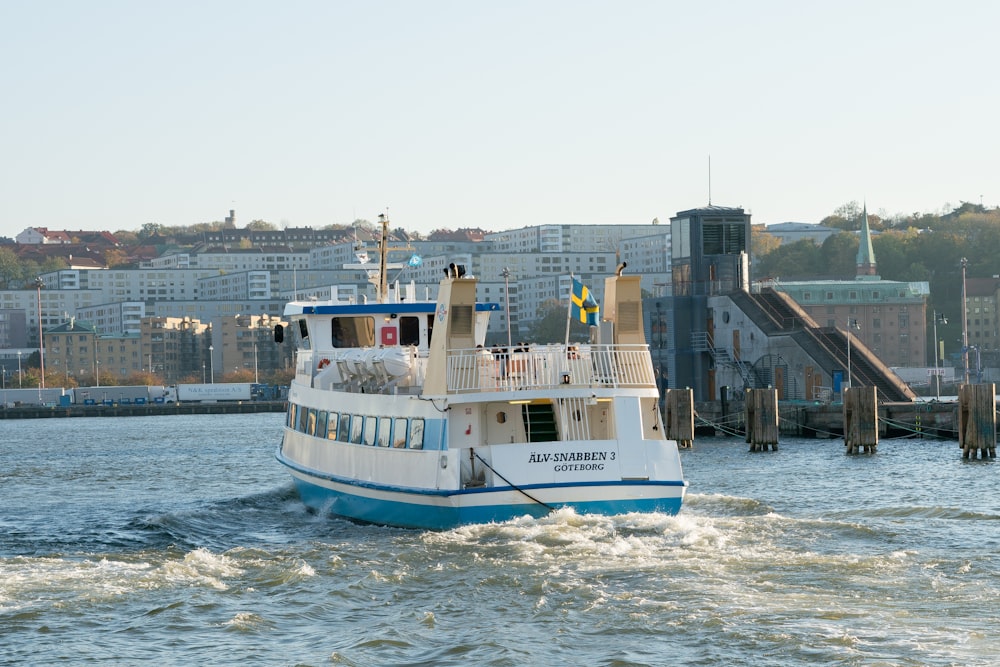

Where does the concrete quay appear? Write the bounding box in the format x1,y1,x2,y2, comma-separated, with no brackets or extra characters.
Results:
0,401,287,420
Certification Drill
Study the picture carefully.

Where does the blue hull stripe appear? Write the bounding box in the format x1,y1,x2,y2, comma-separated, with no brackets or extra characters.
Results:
291,477,684,530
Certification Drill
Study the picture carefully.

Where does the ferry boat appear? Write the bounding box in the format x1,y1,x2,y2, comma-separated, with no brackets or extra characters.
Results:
275,217,687,529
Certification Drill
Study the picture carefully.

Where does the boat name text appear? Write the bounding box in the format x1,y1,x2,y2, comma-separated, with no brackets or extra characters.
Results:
528,450,614,471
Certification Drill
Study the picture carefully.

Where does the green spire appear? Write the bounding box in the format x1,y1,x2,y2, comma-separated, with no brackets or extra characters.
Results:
856,203,878,279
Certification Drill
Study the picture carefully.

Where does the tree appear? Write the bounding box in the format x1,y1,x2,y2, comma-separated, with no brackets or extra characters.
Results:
226,368,256,383
821,201,861,231
753,239,822,279
0,247,22,288
139,222,165,240
103,248,130,268
113,230,139,245
526,299,591,344
40,257,67,273
247,220,278,231
751,226,781,258
819,232,858,277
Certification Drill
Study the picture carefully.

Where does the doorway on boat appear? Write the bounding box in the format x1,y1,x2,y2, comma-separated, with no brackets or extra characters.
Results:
522,402,558,443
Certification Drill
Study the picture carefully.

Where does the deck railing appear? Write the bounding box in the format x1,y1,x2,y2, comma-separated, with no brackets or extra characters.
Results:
445,344,656,394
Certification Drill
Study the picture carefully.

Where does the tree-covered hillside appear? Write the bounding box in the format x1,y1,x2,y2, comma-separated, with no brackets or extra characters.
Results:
753,200,1000,359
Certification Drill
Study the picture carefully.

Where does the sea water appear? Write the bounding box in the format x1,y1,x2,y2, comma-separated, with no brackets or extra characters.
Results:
2,413,998,666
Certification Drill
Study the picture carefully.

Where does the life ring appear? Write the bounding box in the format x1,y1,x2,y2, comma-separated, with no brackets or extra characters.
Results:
317,358,331,369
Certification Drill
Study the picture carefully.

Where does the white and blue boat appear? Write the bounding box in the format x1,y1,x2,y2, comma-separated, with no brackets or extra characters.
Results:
276,218,687,529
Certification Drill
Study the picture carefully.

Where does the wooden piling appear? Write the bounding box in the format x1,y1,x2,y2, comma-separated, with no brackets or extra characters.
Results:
664,388,695,449
745,388,779,451
844,386,879,454
958,383,996,459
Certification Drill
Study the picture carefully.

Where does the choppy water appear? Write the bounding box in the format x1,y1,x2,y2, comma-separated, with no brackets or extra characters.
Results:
2,414,998,666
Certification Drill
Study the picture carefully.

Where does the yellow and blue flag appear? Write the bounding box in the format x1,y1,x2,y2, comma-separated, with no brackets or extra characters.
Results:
571,277,600,326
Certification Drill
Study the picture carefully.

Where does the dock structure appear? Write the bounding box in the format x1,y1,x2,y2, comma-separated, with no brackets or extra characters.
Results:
745,388,779,451
0,401,286,420
844,386,879,454
664,388,694,449
958,384,997,459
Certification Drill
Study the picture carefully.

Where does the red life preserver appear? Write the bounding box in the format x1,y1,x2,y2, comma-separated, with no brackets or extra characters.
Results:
317,358,331,369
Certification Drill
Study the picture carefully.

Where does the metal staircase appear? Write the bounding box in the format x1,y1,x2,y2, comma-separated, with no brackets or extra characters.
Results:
701,287,916,402
691,331,762,389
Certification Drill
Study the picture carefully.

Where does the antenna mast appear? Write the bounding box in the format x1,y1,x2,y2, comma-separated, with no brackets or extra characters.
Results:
708,155,712,205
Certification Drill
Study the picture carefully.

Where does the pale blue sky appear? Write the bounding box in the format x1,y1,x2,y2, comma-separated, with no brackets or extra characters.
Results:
1,0,996,238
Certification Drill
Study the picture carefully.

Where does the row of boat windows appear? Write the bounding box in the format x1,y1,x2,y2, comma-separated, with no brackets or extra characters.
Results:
288,403,425,449
297,315,429,349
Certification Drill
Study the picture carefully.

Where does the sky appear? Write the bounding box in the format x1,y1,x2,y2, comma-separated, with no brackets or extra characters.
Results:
1,0,997,239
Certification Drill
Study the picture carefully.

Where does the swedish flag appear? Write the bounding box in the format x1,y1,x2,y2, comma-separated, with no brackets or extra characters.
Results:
571,277,600,326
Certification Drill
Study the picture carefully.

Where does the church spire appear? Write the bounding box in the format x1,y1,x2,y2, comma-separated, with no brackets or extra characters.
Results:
856,203,879,279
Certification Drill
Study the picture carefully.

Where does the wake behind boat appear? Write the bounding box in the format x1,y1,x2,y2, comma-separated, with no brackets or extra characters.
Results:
275,216,687,529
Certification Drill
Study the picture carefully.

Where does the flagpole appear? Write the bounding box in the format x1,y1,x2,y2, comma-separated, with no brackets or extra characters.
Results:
565,274,574,348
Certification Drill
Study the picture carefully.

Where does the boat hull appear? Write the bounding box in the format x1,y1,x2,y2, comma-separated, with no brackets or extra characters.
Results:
277,450,685,530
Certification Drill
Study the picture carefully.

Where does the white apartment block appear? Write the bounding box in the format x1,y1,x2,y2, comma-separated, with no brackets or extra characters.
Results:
0,288,102,347
40,269,218,302
198,271,273,301
485,223,664,254
75,301,148,336
185,248,312,272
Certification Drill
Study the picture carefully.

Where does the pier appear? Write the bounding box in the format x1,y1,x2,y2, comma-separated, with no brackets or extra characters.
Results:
0,401,287,420
695,399,961,440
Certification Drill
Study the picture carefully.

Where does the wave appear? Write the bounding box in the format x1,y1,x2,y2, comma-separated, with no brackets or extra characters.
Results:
0,484,312,558
826,505,1000,521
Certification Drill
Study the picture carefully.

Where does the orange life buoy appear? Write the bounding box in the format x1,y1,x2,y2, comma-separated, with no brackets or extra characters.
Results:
317,358,331,369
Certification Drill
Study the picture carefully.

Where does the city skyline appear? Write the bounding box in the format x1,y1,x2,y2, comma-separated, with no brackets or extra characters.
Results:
2,1,996,238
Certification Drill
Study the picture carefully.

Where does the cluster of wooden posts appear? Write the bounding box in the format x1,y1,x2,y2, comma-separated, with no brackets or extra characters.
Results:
663,385,998,457
958,384,997,459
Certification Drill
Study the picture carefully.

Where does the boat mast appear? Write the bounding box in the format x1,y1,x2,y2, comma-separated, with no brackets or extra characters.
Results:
348,212,413,304
377,213,389,303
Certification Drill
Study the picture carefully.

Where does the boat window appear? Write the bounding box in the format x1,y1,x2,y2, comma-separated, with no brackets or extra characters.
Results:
363,416,377,446
350,414,364,444
337,413,351,441
287,404,297,428
426,315,435,347
377,417,392,447
399,316,420,346
316,410,329,439
297,405,310,433
307,409,318,436
393,418,408,448
332,316,376,348
296,319,311,350
327,413,339,440
410,419,425,450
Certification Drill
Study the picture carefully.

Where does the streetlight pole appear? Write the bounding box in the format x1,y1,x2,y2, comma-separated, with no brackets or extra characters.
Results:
961,257,970,384
17,351,22,388
846,318,860,394
932,310,947,399
34,277,45,389
253,337,259,384
501,267,513,349
209,345,214,383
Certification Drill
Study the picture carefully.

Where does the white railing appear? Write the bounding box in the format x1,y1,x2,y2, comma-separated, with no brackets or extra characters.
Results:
445,344,655,394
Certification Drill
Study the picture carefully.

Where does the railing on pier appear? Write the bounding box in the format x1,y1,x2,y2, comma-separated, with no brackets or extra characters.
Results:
445,344,656,394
